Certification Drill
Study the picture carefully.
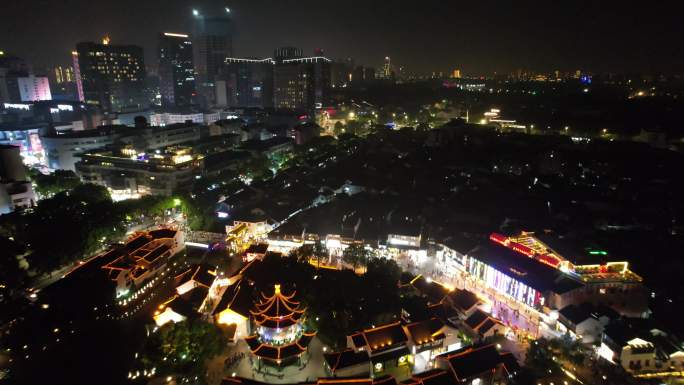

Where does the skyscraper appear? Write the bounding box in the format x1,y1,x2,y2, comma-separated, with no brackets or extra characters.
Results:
220,58,274,108
158,32,195,107
0,53,28,103
73,38,147,112
273,48,331,111
49,65,77,101
381,56,393,79
191,7,234,107
330,58,353,88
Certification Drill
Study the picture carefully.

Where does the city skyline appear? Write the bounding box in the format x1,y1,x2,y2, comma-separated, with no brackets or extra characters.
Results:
3,2,684,385
1,0,683,75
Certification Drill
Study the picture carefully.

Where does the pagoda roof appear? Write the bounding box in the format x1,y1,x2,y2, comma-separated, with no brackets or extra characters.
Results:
244,331,316,362
251,284,306,329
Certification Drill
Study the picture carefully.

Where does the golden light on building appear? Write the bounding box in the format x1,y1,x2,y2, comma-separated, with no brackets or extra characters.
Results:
216,308,247,326
102,35,111,45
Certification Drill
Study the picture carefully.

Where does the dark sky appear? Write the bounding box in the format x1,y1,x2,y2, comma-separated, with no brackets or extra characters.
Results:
1,0,682,75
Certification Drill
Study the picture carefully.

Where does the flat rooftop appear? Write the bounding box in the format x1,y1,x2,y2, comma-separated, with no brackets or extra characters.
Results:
469,242,583,294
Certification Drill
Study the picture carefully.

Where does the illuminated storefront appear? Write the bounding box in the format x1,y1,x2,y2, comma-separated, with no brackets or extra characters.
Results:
466,256,543,309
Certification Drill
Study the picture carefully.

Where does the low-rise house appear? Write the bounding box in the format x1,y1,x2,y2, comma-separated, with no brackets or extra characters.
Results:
445,288,481,320
463,309,508,341
175,263,216,295
400,275,450,306
600,321,684,373
557,303,615,343
324,349,371,377
399,369,456,385
435,344,519,384
426,302,460,328
347,322,412,377
244,243,269,262
222,375,398,385
153,286,209,326
212,278,253,342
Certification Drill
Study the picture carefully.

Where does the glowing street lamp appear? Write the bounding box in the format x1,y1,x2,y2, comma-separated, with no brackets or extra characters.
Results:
192,9,199,16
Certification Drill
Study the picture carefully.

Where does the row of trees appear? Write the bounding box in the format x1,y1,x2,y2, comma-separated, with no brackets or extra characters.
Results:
287,241,372,271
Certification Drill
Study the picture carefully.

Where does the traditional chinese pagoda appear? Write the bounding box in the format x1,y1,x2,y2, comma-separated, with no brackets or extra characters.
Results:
244,284,316,367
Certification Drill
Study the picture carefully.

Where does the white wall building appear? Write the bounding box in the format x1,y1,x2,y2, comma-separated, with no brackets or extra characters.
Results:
18,75,52,101
149,111,220,127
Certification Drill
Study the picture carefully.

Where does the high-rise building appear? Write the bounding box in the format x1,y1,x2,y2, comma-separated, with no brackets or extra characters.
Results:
274,47,303,63
73,38,147,112
54,66,74,84
0,53,28,103
50,65,78,101
220,57,274,108
330,59,353,88
376,56,394,79
158,32,195,107
351,66,375,86
192,7,234,107
273,51,331,111
452,69,462,79
17,75,51,101
0,53,51,103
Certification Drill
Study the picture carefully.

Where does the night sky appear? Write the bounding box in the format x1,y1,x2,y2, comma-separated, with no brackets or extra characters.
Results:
1,0,682,75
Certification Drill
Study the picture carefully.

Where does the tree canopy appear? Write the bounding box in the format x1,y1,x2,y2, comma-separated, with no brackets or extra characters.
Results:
28,169,82,198
141,320,226,378
342,243,371,270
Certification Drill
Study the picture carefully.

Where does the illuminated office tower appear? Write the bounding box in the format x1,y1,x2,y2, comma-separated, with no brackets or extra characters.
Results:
73,37,147,112
221,58,274,108
158,32,195,107
192,7,234,107
273,48,331,111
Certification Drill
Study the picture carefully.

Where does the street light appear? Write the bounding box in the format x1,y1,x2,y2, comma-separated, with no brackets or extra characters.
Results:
192,9,199,16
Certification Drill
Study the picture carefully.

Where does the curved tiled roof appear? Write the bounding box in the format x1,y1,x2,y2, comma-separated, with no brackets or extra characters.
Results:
244,331,316,362
251,284,306,329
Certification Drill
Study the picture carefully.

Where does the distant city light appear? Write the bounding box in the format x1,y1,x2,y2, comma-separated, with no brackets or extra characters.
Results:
225,7,231,13
163,32,189,38
192,9,199,16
